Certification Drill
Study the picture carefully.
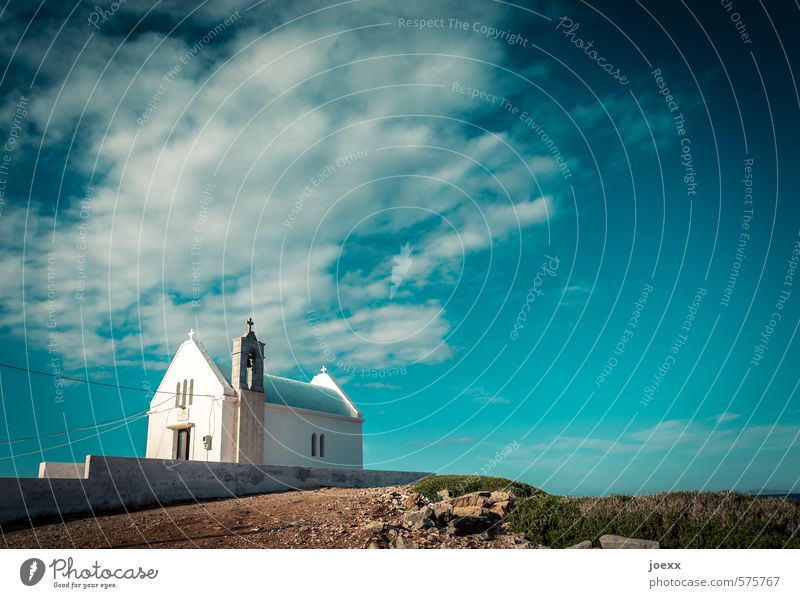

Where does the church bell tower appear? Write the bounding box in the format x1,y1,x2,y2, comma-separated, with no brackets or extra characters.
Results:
231,317,266,464
231,317,265,392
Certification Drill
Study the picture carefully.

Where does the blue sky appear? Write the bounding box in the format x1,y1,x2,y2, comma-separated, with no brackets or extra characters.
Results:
0,0,798,496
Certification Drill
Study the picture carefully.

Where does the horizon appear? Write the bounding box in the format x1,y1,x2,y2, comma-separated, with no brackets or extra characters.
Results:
0,0,798,498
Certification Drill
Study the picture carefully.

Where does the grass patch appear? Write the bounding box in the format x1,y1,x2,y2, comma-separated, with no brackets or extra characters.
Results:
506,492,800,548
412,474,542,501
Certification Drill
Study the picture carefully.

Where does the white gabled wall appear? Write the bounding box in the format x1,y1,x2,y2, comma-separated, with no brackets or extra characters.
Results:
145,338,234,462
262,404,363,469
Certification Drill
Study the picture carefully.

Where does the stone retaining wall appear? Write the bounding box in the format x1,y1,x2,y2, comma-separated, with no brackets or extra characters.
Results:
0,455,430,525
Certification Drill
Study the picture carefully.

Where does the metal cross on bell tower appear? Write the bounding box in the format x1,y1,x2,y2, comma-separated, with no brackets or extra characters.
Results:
232,317,264,393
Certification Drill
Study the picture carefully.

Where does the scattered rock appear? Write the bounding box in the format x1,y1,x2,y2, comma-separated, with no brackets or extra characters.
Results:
478,529,499,541
391,535,417,549
364,521,385,533
436,489,452,499
402,492,423,509
419,518,435,529
513,538,536,549
599,534,660,549
403,507,435,529
566,540,593,549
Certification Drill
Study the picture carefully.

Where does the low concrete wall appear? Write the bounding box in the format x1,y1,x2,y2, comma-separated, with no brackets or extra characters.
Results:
38,460,88,479
0,456,430,526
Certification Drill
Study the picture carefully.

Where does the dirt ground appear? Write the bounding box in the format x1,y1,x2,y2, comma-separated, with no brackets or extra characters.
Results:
1,485,534,549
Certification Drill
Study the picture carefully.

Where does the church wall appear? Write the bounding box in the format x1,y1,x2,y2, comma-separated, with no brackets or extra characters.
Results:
263,405,363,469
219,397,238,463
145,340,231,462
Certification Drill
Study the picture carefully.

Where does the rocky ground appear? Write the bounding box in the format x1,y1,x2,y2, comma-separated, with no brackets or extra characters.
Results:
0,485,547,549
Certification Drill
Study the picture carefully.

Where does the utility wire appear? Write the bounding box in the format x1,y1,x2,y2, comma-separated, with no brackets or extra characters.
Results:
1,409,149,446
0,361,223,398
0,393,182,446
0,361,236,447
0,413,151,460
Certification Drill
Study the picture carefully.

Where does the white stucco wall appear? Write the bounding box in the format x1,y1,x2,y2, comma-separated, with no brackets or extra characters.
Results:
263,404,363,469
38,461,87,479
145,338,235,462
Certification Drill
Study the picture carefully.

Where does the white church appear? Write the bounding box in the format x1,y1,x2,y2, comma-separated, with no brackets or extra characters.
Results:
145,319,363,468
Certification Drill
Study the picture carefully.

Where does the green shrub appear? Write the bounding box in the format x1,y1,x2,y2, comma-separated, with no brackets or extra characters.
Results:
506,491,800,548
412,474,542,501
506,494,582,547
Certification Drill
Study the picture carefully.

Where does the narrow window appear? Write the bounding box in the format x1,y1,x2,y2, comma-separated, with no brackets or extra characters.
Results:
175,382,181,407
319,434,325,458
311,433,317,457
176,428,191,460
188,379,194,406
182,379,188,408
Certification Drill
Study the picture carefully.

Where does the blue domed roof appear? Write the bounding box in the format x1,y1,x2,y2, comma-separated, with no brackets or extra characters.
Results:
263,374,357,418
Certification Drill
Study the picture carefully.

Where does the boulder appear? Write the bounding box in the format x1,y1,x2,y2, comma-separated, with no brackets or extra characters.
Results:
599,534,660,549
403,507,435,529
488,500,513,517
566,540,593,549
436,489,453,499
452,492,491,508
446,515,495,536
430,501,453,522
489,490,514,503
453,505,484,518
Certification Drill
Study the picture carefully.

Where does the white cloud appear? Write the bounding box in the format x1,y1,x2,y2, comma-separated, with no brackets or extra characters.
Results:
715,412,741,424
0,0,568,378
522,418,800,458
463,385,510,405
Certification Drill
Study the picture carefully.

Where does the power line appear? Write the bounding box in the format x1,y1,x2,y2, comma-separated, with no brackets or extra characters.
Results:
0,362,231,447
0,393,178,446
0,362,234,448
0,410,147,446
0,413,151,460
0,361,222,398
